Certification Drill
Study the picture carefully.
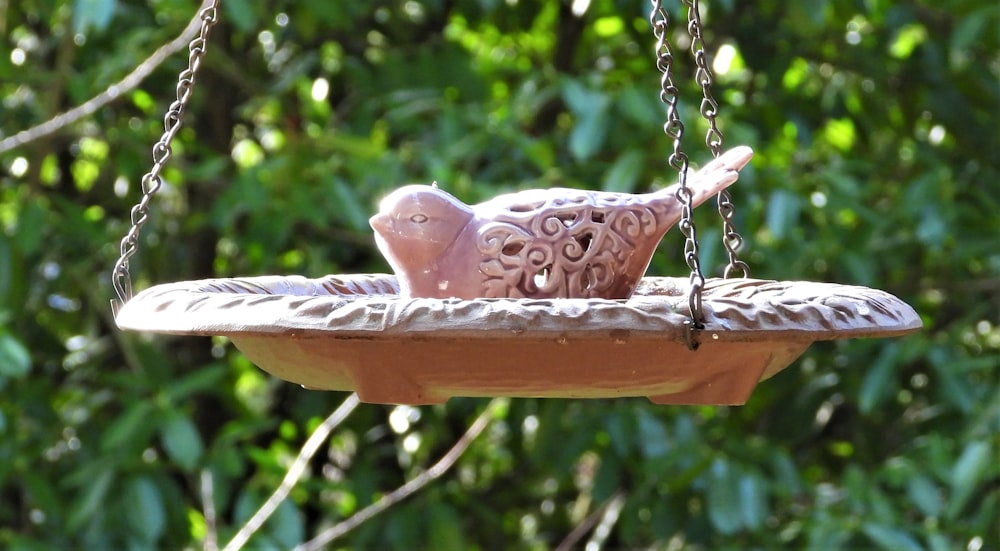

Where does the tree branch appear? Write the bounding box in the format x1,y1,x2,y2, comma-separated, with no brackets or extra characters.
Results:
221,393,362,551
555,489,627,551
586,490,626,550
295,398,503,551
0,0,209,155
201,469,219,551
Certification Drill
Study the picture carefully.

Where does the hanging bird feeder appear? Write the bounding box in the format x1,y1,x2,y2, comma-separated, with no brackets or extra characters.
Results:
112,0,921,405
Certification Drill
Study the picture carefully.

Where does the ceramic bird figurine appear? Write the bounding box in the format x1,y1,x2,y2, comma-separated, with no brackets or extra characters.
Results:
371,145,753,300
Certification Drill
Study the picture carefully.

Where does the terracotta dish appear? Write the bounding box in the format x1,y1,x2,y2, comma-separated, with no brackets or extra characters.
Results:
114,274,921,405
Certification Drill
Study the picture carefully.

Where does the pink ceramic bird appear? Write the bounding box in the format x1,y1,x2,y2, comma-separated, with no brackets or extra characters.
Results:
371,145,753,300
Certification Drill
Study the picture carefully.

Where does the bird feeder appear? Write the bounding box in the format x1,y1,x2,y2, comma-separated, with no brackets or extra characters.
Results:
112,0,921,405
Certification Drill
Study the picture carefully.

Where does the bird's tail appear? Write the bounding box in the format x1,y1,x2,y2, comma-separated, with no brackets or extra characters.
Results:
655,145,754,209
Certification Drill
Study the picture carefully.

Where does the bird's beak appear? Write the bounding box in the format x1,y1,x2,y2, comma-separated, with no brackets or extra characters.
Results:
369,213,392,235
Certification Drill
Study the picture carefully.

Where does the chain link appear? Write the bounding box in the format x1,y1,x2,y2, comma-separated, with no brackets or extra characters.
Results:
111,1,221,315
650,0,706,340
684,0,750,278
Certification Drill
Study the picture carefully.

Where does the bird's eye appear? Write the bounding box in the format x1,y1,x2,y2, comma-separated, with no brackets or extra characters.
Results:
409,213,429,224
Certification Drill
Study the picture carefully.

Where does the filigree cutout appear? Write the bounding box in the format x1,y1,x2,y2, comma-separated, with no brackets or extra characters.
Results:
476,192,664,298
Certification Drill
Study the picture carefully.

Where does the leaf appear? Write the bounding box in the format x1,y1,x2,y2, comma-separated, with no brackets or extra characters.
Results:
592,451,622,503
269,499,305,548
706,458,742,534
67,467,114,531
635,410,669,459
124,476,166,542
0,236,10,304
770,450,803,496
333,179,371,233
906,474,943,518
616,85,660,127
950,9,990,53
12,200,45,255
428,504,466,550
602,150,645,193
563,79,611,160
915,206,946,246
858,341,900,414
946,440,991,519
223,0,260,33
926,532,956,551
738,472,768,530
766,189,802,241
0,333,31,378
160,412,204,471
73,0,116,34
889,23,928,59
101,401,155,453
805,511,851,551
603,411,634,457
929,346,974,414
861,523,924,551
161,363,228,403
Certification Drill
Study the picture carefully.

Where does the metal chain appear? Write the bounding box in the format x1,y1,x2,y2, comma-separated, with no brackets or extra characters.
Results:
684,0,750,278
111,1,221,315
650,0,706,342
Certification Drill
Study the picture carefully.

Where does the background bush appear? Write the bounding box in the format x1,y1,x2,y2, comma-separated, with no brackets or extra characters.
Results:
1,0,997,548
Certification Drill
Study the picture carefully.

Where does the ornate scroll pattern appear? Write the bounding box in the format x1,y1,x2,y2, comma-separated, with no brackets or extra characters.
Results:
116,274,921,342
475,190,664,298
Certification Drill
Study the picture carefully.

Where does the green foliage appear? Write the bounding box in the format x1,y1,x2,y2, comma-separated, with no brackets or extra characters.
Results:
1,0,998,549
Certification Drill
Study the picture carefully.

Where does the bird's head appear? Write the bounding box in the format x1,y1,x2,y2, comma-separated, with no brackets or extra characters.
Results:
370,184,475,272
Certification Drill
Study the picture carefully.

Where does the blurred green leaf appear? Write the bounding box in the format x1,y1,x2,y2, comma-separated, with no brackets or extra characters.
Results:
593,451,622,502
67,467,114,531
707,458,742,534
858,342,900,414
12,200,45,255
160,412,204,471
862,523,924,551
0,333,30,378
269,499,305,549
906,474,942,518
332,179,371,233
602,150,645,193
563,80,612,161
161,364,228,403
636,410,669,459
890,24,928,59
739,472,768,530
223,0,259,33
805,512,851,551
604,410,634,457
926,532,956,551
929,346,974,414
946,440,991,519
123,476,166,542
428,504,466,550
0,236,10,304
766,189,802,241
950,8,993,52
73,0,116,34
101,401,155,453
